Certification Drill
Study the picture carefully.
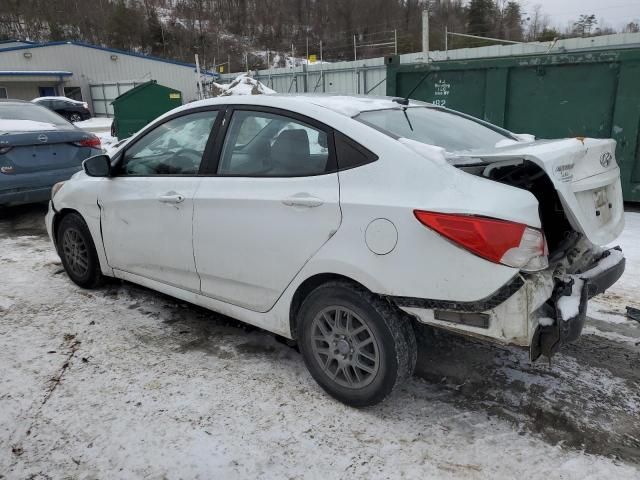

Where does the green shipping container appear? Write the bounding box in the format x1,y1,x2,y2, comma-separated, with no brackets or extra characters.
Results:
386,48,640,202
112,80,183,139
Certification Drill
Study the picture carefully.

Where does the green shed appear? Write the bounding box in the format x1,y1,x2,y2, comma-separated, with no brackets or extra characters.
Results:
111,80,183,139
386,48,640,202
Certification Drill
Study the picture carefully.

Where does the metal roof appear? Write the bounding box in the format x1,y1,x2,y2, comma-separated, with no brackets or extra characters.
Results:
0,40,217,76
0,70,73,77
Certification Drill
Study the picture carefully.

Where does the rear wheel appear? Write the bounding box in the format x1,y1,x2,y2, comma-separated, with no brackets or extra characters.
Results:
298,281,416,407
57,213,104,288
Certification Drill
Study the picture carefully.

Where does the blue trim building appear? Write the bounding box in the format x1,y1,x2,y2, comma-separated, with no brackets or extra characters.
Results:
0,40,218,115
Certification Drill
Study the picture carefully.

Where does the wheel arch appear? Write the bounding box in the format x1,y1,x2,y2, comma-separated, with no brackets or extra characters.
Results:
289,273,372,340
52,208,83,251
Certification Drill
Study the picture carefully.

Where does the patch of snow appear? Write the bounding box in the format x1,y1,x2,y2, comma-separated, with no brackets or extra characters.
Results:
558,278,584,320
538,317,555,326
582,325,639,344
590,211,640,325
0,119,59,132
303,96,412,117
104,137,129,156
76,117,112,131
213,74,275,96
513,133,536,143
580,249,624,280
1,230,639,478
495,138,521,148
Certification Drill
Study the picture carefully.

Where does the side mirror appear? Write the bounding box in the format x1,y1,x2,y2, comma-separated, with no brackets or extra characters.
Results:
83,154,111,177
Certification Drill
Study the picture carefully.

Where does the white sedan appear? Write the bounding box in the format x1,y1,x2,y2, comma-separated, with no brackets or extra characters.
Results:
46,95,626,406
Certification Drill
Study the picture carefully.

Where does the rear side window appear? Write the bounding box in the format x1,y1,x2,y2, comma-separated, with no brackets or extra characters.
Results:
334,132,378,170
356,106,514,153
0,103,71,127
218,110,331,177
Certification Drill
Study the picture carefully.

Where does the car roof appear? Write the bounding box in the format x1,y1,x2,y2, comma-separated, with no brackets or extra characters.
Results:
185,94,430,118
32,96,84,104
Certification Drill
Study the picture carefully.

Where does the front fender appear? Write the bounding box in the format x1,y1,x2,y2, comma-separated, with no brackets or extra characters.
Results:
51,175,113,277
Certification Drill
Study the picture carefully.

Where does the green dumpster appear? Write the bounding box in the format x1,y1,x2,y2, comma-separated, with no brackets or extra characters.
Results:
386,48,640,202
111,80,182,139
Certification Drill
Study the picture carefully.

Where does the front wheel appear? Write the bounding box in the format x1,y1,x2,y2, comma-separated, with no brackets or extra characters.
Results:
69,113,82,123
298,282,417,407
57,213,104,288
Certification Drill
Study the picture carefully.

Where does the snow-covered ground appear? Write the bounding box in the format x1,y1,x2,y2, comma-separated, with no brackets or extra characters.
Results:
0,207,639,479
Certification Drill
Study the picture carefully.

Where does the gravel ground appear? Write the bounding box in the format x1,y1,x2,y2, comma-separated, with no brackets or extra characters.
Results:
1,205,639,479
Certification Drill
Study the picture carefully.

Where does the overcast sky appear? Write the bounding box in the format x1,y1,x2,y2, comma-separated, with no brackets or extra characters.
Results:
518,0,640,30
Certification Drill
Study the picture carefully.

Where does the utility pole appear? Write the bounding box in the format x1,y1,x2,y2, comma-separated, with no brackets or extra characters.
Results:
306,37,309,63
291,43,295,66
320,40,325,92
266,50,270,69
422,8,429,59
394,29,398,55
353,34,357,61
194,53,203,99
445,26,448,58
245,52,249,72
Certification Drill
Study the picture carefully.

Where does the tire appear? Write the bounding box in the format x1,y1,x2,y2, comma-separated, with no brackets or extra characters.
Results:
57,213,104,289
298,281,417,407
69,113,82,123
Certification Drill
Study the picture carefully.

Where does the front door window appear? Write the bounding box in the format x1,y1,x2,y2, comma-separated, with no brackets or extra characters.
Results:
120,111,218,176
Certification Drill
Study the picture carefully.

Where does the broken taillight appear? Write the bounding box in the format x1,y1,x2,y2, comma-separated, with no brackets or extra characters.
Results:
414,210,548,272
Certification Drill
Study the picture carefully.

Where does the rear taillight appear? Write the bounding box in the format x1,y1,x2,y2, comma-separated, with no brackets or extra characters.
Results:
414,211,548,272
74,136,101,148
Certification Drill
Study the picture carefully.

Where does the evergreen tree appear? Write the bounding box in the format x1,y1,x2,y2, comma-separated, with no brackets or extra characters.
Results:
467,0,496,38
502,1,523,41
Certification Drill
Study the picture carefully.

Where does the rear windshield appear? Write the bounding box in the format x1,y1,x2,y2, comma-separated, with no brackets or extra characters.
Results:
355,106,513,153
0,103,72,129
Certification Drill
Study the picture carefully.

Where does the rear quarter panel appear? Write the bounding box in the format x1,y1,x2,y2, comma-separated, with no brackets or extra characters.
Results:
288,115,541,303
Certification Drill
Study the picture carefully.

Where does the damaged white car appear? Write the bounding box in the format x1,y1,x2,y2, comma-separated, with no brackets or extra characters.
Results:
46,95,625,407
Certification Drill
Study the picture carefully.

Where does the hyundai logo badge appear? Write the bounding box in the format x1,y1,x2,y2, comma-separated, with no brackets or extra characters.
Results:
600,152,612,168
38,134,48,143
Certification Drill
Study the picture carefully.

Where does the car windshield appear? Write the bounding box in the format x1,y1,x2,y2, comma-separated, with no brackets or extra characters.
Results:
0,103,72,129
355,106,514,153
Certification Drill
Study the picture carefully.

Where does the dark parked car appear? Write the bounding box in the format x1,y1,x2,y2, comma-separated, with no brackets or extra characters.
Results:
32,96,91,123
0,100,102,207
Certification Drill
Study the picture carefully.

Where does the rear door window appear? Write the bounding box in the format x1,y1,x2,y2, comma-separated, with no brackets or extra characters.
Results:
217,110,331,177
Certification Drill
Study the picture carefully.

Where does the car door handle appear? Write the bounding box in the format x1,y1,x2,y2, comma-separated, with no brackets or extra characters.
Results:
158,193,185,204
282,195,324,208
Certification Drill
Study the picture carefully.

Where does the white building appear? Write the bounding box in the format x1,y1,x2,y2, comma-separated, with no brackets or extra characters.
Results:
0,40,215,116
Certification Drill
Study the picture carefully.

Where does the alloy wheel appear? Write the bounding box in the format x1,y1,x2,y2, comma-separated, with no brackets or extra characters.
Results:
310,306,380,389
62,228,89,278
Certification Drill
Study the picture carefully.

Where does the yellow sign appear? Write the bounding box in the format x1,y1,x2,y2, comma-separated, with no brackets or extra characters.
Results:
219,65,224,73
308,54,317,63
169,93,181,99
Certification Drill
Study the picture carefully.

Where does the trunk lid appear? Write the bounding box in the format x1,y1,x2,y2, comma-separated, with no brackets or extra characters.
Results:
450,138,624,246
0,129,99,174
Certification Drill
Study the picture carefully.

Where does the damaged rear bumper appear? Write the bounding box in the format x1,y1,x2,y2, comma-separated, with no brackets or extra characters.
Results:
530,247,625,361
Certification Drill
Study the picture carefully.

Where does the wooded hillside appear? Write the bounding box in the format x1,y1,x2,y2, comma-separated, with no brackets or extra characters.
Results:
1,0,632,72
